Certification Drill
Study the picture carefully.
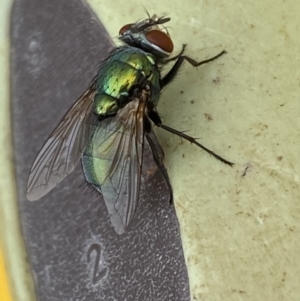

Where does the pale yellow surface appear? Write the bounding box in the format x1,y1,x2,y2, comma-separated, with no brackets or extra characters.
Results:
88,1,300,300
0,1,36,301
1,0,299,300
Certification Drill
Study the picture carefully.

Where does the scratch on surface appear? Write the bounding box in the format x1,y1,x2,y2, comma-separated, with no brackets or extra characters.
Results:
262,163,300,184
255,215,264,225
204,28,235,39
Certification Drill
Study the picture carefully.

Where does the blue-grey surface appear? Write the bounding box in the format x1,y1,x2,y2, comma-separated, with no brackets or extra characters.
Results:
11,0,190,300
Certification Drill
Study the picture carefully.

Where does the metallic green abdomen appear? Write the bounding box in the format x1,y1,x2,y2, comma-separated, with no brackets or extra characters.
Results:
94,46,160,116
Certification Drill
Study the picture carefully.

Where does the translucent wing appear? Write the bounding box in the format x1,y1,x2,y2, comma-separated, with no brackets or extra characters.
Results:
85,98,146,234
27,87,96,201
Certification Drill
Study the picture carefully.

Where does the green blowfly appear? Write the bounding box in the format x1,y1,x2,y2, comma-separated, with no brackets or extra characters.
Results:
27,14,233,234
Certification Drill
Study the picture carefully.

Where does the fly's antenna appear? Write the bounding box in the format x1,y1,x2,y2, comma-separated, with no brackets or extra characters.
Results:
143,6,151,19
157,15,170,25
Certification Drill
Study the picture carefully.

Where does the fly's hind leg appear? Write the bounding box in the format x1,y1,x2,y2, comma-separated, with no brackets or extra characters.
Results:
160,50,226,89
145,129,174,205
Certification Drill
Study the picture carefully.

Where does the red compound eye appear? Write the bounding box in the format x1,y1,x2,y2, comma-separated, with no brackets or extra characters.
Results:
119,23,133,35
145,30,174,53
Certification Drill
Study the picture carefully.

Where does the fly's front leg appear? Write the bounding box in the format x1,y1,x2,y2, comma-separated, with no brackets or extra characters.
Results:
148,110,234,167
160,50,226,89
163,44,187,64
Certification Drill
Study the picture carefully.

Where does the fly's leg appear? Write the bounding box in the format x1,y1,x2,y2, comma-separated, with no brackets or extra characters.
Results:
160,50,226,89
163,44,187,64
148,110,234,167
146,129,174,204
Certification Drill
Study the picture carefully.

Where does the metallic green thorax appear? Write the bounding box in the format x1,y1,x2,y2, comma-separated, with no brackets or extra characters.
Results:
83,46,161,221
93,46,160,116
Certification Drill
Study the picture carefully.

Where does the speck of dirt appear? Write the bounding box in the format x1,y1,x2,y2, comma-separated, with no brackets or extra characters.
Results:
204,113,213,121
213,77,220,84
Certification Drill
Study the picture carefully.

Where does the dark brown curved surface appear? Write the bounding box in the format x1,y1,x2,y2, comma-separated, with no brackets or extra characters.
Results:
11,1,190,300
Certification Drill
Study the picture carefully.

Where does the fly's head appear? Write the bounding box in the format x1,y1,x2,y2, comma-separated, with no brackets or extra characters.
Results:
119,14,174,58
